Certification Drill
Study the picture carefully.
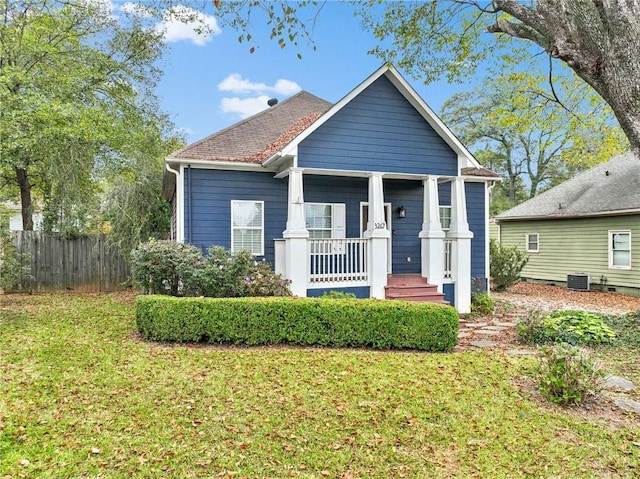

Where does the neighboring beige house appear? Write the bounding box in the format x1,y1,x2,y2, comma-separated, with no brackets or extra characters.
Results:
495,152,640,296
0,202,43,231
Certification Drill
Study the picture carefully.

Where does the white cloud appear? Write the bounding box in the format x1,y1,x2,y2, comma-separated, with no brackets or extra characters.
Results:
155,5,221,46
220,96,272,119
217,74,301,96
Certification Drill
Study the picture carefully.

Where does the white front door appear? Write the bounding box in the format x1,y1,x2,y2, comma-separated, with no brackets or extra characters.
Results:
360,202,392,273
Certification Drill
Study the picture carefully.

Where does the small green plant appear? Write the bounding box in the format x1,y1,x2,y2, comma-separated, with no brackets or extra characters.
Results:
489,239,528,291
0,230,32,292
517,310,616,346
321,290,357,299
470,292,495,315
537,343,603,406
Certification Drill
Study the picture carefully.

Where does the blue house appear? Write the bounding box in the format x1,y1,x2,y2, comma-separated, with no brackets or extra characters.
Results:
162,65,499,312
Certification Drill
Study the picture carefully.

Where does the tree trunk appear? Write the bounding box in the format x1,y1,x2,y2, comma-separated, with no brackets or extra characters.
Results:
491,0,640,154
15,167,34,231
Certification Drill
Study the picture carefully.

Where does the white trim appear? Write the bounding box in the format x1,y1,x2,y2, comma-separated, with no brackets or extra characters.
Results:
178,164,185,242
360,202,392,273
166,157,274,172
525,233,540,253
276,65,480,169
231,200,265,256
608,230,632,270
497,209,640,222
484,183,491,282
165,163,183,242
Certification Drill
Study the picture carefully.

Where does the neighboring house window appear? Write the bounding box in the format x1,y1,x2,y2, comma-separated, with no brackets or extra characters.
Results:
439,206,451,230
609,231,631,269
526,233,539,253
231,200,264,255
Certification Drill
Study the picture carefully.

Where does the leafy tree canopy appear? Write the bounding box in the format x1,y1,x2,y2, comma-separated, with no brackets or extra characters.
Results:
0,0,173,234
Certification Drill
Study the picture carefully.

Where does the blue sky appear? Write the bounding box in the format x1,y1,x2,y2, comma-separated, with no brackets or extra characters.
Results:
148,2,488,144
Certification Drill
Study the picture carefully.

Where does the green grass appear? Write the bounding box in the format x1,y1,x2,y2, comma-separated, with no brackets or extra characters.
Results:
1,293,639,478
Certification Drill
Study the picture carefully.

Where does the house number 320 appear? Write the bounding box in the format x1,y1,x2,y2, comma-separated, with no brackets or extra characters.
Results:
374,222,386,229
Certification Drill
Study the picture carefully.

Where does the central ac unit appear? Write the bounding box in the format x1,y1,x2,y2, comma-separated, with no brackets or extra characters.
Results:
567,273,590,291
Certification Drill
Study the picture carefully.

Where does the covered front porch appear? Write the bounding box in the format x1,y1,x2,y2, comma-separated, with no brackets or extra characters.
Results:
273,168,475,313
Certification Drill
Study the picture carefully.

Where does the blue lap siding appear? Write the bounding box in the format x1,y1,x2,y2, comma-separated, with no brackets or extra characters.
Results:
298,76,458,176
183,168,288,263
466,182,487,281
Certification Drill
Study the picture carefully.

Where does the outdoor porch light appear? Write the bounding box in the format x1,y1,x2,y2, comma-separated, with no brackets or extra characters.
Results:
397,206,406,218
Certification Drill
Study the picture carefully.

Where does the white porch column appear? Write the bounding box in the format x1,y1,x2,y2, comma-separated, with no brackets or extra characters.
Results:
364,173,389,299
449,177,474,313
419,176,445,292
282,168,309,297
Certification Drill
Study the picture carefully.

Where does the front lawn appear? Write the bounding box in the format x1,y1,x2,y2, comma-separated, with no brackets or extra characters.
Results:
1,293,638,478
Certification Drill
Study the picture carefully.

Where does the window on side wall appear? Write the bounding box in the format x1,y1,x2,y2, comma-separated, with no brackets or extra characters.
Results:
609,231,631,269
526,233,539,253
439,206,451,230
231,200,264,255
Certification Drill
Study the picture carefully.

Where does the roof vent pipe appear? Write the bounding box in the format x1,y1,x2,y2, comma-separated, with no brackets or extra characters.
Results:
267,98,278,107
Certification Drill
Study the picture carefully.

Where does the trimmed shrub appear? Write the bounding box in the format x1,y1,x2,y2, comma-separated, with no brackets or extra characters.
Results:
537,343,603,406
470,292,495,316
129,239,205,295
490,239,528,291
135,296,459,352
517,310,616,346
130,242,291,298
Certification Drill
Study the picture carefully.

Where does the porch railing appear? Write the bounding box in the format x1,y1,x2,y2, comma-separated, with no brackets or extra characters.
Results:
308,238,369,285
444,239,452,279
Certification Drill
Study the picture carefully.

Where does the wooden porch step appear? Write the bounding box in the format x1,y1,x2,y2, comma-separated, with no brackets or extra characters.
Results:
385,274,449,304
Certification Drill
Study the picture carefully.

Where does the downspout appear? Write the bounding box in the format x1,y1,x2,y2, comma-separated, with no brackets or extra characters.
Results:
188,165,193,243
165,163,181,242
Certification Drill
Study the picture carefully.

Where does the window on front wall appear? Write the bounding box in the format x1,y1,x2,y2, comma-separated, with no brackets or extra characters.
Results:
305,203,346,239
526,233,539,252
305,203,332,239
439,206,451,230
231,200,264,255
609,231,631,269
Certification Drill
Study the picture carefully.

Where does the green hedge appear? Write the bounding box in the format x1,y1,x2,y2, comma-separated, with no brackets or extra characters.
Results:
135,296,459,352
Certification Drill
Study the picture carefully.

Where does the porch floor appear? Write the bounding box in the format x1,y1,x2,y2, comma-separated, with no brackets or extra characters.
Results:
385,274,448,304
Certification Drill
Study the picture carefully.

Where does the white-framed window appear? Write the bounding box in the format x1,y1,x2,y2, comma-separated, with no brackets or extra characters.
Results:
231,200,264,255
526,233,539,253
439,206,451,230
305,203,345,239
305,203,332,239
609,230,631,269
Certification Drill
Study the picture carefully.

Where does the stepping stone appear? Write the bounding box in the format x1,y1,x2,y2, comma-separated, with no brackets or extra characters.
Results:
469,340,498,348
475,330,500,336
505,349,538,356
614,398,640,414
467,322,489,328
484,326,508,331
458,332,472,338
604,376,637,392
496,322,516,327
459,328,474,333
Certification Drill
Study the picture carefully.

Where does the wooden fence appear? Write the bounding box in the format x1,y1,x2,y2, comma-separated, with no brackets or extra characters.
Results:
13,231,131,293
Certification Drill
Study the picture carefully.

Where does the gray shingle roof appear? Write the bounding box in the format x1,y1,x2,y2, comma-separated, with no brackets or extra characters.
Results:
169,91,332,163
496,152,640,221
